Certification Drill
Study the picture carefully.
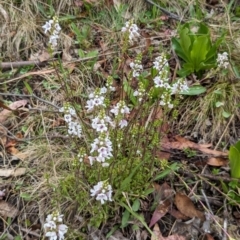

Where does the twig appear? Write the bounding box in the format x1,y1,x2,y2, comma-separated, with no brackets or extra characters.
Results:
0,60,46,70
201,189,213,215
20,227,40,238
145,0,184,22
0,93,59,109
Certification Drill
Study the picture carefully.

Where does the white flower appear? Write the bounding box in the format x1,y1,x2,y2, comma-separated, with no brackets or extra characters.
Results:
64,114,71,123
119,119,128,128
217,52,229,69
154,76,164,87
58,224,68,240
88,156,96,165
130,61,143,78
59,107,64,113
42,17,61,49
122,21,140,44
42,20,53,34
100,87,107,94
44,213,68,240
96,193,108,204
90,181,113,204
85,99,94,111
133,90,139,96
45,231,57,240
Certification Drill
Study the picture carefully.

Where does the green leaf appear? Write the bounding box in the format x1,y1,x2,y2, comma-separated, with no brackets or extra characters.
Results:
132,199,140,212
154,163,179,181
197,23,209,35
215,101,224,108
121,210,130,228
190,36,210,71
86,50,98,58
229,145,240,178
179,28,192,61
180,85,206,95
172,37,190,63
23,81,33,94
222,110,231,118
118,202,153,235
220,180,228,193
20,193,32,201
106,225,119,239
78,49,85,58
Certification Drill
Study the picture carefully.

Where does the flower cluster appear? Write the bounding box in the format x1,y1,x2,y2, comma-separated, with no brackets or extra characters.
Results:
130,59,143,77
91,110,115,132
44,212,68,240
110,100,130,128
59,105,82,138
42,16,61,49
217,52,229,69
133,82,145,102
85,87,107,112
90,135,113,165
171,78,189,94
90,181,113,204
151,54,188,108
121,20,140,44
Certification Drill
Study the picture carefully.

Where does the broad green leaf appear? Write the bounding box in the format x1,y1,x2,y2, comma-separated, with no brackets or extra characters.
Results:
177,67,193,77
179,28,192,62
222,110,231,118
180,85,206,95
234,140,240,152
215,101,224,108
229,145,240,178
132,199,140,212
121,210,130,228
190,36,210,70
172,38,190,63
197,23,209,35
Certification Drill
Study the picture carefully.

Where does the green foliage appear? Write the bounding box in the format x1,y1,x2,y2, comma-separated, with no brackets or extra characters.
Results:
172,22,224,77
70,23,91,49
180,85,206,96
229,140,240,178
183,148,197,158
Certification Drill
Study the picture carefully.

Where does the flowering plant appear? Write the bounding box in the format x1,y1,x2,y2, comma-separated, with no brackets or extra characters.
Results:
44,212,68,240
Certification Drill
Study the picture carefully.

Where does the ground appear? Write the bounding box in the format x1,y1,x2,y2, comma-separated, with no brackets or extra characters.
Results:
0,0,240,239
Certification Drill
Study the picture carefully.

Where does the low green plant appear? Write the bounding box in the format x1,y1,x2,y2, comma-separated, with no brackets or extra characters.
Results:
229,140,240,178
172,22,224,77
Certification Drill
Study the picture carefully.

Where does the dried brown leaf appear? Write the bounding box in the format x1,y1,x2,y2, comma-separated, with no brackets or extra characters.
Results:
0,200,18,218
0,126,7,146
207,157,228,166
151,224,186,240
162,136,228,157
150,183,175,227
0,168,26,177
168,208,189,220
174,193,205,221
0,100,27,123
149,200,171,228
